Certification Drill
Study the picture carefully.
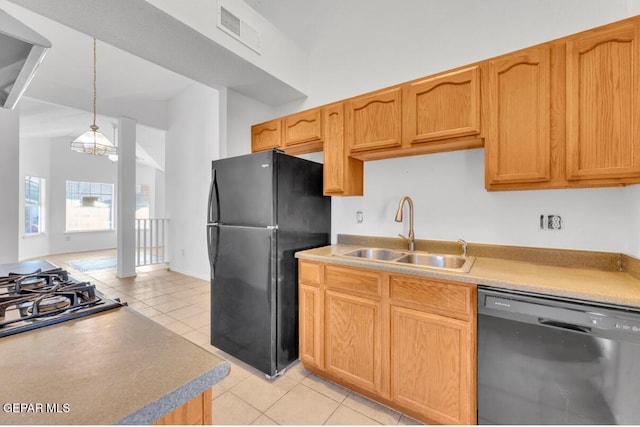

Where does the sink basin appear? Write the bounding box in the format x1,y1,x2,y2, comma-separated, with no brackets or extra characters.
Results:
395,253,474,273
340,248,404,261
335,247,475,273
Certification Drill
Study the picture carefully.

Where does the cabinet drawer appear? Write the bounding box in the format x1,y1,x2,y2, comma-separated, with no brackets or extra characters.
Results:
390,275,473,319
299,260,322,286
325,265,382,297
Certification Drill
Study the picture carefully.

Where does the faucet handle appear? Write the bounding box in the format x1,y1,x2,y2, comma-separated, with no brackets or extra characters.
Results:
457,239,468,257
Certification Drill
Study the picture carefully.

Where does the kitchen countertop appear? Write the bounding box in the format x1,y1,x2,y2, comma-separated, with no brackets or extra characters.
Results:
296,244,640,308
0,306,229,425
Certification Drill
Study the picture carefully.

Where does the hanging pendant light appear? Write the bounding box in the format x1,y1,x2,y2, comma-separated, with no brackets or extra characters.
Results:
70,38,116,157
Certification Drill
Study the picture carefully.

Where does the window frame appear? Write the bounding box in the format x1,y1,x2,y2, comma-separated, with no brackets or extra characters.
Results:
65,180,115,233
24,176,45,236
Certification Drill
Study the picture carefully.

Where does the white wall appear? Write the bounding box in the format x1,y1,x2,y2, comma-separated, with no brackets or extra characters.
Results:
0,108,20,263
627,185,640,256
165,83,220,279
333,150,633,253
136,163,163,218
280,0,638,112
226,89,275,157
262,0,640,256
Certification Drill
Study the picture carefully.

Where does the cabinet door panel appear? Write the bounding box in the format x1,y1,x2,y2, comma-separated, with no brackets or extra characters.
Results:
325,291,382,393
485,46,551,185
347,87,402,153
283,108,323,147
299,284,323,369
391,306,473,425
251,119,282,152
323,103,364,196
323,103,346,194
566,23,640,180
405,66,480,143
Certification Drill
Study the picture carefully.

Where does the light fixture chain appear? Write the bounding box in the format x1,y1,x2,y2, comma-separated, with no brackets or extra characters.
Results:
92,37,97,129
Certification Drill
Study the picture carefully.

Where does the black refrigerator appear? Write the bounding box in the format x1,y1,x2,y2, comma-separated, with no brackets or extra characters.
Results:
206,149,331,377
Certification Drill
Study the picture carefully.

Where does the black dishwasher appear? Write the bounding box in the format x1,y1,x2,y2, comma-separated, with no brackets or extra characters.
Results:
477,286,640,425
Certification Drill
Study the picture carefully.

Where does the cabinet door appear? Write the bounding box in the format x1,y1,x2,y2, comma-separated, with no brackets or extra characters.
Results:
391,306,474,425
566,22,640,180
346,87,402,153
485,46,552,186
404,66,480,144
299,284,324,369
282,108,323,149
251,119,282,152
323,102,363,195
325,290,383,394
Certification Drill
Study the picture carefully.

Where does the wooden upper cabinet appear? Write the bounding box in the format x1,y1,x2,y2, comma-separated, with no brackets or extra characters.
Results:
346,87,402,153
566,22,640,181
484,45,553,188
323,102,364,196
251,119,282,152
282,108,324,153
252,108,324,155
404,66,481,144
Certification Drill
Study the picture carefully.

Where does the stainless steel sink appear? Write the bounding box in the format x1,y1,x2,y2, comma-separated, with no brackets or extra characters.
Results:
335,247,475,273
340,248,404,261
395,253,474,273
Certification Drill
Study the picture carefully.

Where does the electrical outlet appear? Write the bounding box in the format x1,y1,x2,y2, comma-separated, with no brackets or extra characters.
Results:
539,214,562,230
548,215,562,230
356,211,363,224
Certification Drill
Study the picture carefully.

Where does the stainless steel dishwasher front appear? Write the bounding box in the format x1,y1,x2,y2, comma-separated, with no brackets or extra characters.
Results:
477,286,640,425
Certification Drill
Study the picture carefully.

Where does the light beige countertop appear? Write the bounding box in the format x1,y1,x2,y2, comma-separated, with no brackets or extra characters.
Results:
296,244,640,308
0,306,229,425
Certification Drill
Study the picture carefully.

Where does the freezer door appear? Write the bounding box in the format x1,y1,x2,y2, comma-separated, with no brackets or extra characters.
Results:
210,151,275,227
210,224,277,376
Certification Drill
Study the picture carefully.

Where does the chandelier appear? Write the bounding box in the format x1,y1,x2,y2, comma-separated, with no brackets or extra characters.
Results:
70,38,116,157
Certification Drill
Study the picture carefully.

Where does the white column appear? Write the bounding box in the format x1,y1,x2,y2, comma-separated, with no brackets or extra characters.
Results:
117,116,136,278
0,108,20,263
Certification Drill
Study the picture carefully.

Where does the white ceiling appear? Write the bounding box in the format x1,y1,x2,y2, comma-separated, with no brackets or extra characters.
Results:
0,0,325,170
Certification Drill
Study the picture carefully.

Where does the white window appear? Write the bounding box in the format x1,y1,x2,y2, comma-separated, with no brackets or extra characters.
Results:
66,180,114,232
25,176,45,234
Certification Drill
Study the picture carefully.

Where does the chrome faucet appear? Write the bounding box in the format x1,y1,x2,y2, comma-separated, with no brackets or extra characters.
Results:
394,196,415,251
457,239,468,257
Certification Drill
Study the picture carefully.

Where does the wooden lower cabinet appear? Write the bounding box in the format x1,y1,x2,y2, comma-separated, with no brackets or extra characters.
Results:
325,290,383,394
298,260,476,425
299,284,324,369
153,388,212,425
391,306,474,424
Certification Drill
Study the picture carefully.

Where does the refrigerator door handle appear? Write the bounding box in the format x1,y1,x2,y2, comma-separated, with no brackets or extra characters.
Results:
207,225,218,278
207,169,218,224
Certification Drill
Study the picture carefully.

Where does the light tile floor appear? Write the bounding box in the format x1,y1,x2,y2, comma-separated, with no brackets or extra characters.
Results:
40,250,423,425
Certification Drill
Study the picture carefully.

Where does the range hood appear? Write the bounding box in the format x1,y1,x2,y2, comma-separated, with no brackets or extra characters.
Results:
0,8,50,110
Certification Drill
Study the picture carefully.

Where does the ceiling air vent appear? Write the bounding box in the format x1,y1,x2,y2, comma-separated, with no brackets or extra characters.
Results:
217,6,261,54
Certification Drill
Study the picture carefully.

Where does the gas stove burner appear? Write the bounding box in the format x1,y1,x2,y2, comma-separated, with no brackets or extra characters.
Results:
18,295,71,317
0,266,126,337
15,277,46,292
